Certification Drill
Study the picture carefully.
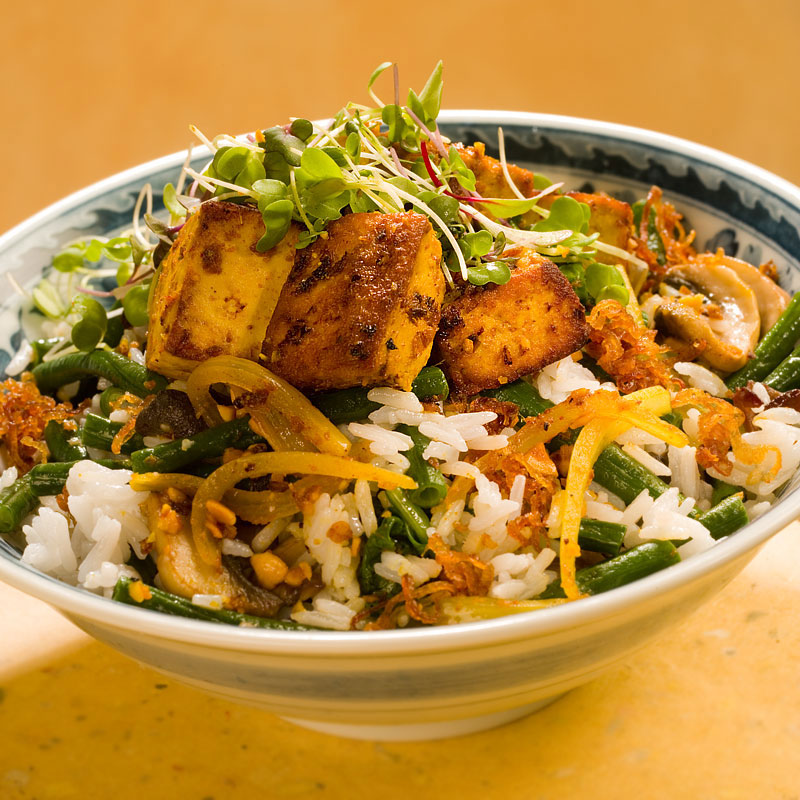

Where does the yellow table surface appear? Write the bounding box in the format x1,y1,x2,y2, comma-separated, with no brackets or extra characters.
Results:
3,1,800,797
1,522,798,799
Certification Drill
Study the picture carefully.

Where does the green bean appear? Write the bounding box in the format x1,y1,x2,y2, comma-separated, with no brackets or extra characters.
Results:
762,343,800,392
411,366,449,401
32,349,168,398
592,443,702,521
696,494,749,540
99,386,126,417
711,478,740,506
121,284,150,328
69,295,108,351
312,366,450,424
482,379,552,418
539,540,681,599
384,488,429,554
112,577,315,630
44,420,88,462
396,424,448,508
130,416,255,474
27,459,131,497
727,292,800,389
578,518,626,557
81,413,146,454
0,475,38,533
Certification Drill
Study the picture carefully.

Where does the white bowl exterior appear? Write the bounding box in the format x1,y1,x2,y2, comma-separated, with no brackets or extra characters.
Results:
1,111,799,736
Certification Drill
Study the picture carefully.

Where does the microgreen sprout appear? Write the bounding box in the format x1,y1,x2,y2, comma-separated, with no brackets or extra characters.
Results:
29,61,643,329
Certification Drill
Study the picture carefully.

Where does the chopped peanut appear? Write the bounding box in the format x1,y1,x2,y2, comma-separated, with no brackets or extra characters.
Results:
166,487,188,504
284,562,312,587
205,499,237,527
157,503,183,534
250,552,288,590
326,521,352,544
128,581,152,603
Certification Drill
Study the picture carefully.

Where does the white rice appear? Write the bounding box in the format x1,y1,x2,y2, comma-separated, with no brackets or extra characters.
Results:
21,461,149,594
673,361,729,397
536,356,614,404
5,341,33,377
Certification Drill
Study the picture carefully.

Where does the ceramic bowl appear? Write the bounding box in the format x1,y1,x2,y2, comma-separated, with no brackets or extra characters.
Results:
1,111,800,741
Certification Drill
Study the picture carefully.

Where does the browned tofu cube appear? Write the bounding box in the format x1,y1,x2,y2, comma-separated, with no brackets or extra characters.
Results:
567,192,634,263
146,201,298,379
435,251,589,395
456,142,541,227
261,212,444,392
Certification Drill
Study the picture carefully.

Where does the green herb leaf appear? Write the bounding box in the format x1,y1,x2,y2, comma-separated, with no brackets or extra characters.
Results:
214,146,250,181
367,61,394,96
299,147,344,181
256,199,294,252
408,61,443,128
162,182,183,219
533,196,590,234
467,261,512,286
458,230,494,259
446,145,476,192
381,104,407,143
52,247,84,273
482,195,541,218
289,118,314,142
32,279,67,318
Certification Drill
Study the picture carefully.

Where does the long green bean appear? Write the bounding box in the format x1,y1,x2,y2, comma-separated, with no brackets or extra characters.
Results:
312,366,450,424
578,518,627,557
112,577,314,630
696,494,749,539
44,420,88,462
32,349,167,398
762,343,800,392
0,475,38,533
130,416,256,474
81,413,145,454
539,540,681,599
727,292,800,389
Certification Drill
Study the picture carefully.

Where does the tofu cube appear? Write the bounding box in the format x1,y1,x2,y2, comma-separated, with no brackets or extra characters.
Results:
261,212,444,392
146,201,298,379
567,191,634,263
435,251,588,395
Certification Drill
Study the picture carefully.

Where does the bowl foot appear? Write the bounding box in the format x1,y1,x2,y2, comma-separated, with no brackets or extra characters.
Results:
281,694,564,741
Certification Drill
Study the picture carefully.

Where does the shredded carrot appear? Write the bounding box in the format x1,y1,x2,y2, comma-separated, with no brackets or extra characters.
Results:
673,388,781,483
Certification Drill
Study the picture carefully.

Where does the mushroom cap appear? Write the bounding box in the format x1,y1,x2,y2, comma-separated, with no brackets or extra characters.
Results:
655,260,760,373
693,253,789,333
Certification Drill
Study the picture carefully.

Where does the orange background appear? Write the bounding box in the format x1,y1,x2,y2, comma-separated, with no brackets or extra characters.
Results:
1,0,799,236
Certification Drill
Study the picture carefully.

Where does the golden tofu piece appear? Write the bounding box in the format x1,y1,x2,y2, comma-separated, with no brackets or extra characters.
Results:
435,251,588,395
567,192,634,264
456,142,542,227
146,201,298,380
261,212,444,392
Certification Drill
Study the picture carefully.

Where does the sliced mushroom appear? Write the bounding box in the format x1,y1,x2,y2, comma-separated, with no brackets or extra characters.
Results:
144,494,281,617
693,253,789,333
655,260,760,373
